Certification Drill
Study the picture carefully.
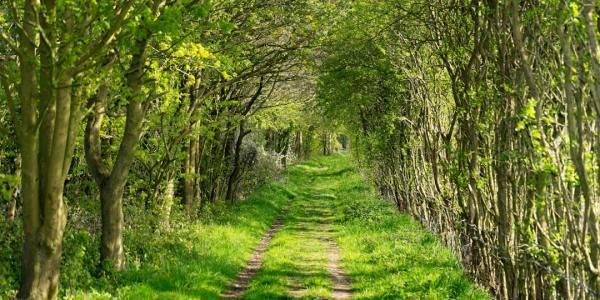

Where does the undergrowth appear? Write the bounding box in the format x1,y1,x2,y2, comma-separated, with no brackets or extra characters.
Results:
67,180,293,299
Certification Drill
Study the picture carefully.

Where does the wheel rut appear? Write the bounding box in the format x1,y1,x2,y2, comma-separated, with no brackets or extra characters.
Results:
326,235,352,300
221,209,287,299
286,208,352,299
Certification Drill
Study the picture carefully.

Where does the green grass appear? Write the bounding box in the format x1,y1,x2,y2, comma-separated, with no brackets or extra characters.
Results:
244,154,488,299
70,154,489,299
68,181,294,299
243,163,335,299
318,154,490,299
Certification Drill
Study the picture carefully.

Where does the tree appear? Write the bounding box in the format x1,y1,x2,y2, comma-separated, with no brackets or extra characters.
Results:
0,1,134,297
315,0,600,298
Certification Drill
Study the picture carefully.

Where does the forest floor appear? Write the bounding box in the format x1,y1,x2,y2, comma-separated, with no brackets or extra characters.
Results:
75,155,488,299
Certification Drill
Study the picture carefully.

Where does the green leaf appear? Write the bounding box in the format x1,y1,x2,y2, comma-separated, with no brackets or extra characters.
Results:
218,21,236,33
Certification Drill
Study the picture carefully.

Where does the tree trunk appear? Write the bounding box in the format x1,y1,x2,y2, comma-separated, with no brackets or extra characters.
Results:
184,136,198,213
98,183,124,271
17,33,79,295
226,122,250,202
6,198,17,223
322,133,328,155
294,131,303,160
161,177,175,229
18,78,76,300
84,38,149,272
101,93,145,271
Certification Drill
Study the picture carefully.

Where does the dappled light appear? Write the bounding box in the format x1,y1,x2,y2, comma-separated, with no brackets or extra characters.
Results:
1,1,599,299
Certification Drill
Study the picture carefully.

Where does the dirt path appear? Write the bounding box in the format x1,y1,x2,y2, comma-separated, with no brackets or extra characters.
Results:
287,208,352,299
325,235,352,300
222,177,352,299
218,156,485,299
221,211,287,299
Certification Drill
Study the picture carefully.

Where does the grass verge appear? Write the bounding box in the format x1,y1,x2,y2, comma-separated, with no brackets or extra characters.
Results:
69,180,293,299
320,154,490,299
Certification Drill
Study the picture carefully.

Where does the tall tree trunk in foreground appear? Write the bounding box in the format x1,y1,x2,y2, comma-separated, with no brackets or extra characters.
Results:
85,38,150,272
0,0,170,295
17,75,77,299
0,0,133,294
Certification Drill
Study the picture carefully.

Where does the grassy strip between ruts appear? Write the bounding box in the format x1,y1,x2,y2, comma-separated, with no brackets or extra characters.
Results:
69,179,294,299
242,160,335,299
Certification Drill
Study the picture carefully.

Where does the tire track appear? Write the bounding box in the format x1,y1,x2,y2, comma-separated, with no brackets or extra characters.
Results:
326,237,352,300
222,210,287,299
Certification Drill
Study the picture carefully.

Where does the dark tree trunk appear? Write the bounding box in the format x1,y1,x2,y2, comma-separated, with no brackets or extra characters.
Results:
184,136,198,213
226,121,250,202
